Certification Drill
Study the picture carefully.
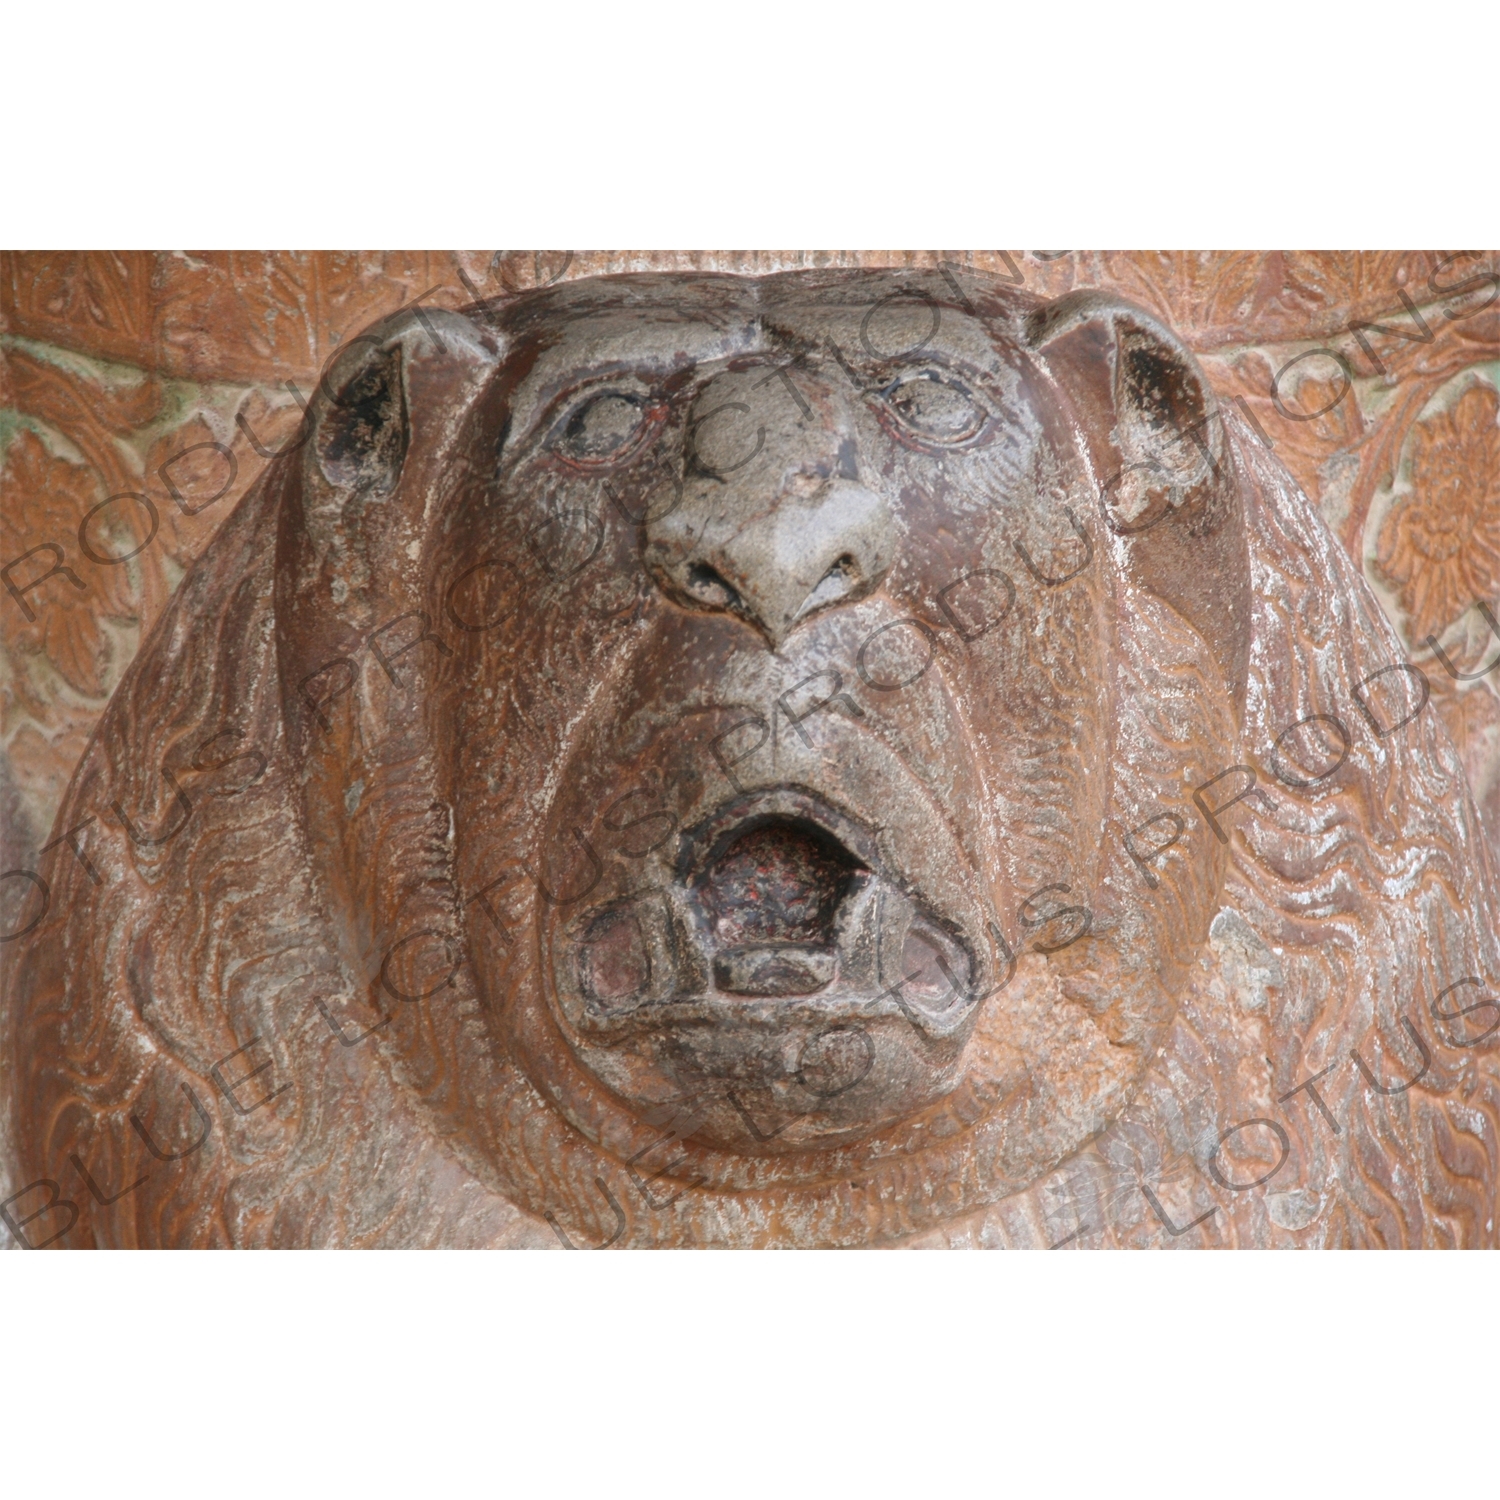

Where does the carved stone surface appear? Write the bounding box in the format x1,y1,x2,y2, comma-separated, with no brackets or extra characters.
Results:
4,267,1499,1247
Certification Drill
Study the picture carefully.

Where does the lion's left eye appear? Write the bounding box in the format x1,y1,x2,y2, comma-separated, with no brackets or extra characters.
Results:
877,373,988,445
553,392,651,462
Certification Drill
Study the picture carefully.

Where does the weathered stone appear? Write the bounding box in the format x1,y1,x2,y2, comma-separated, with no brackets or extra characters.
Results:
5,268,1497,1248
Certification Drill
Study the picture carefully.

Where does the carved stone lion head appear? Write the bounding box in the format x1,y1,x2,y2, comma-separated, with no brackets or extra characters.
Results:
9,269,1498,1247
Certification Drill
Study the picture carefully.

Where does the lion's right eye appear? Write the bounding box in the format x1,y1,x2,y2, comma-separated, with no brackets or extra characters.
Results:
552,392,651,463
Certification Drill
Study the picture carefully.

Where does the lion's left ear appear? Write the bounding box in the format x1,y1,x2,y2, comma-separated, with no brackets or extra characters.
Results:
1028,291,1251,703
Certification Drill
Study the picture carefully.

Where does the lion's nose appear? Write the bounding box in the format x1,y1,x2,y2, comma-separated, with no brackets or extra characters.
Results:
644,368,895,649
661,474,893,649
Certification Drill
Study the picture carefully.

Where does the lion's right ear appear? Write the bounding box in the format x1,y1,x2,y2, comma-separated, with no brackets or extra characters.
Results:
1028,291,1252,704
292,307,502,605
313,340,409,495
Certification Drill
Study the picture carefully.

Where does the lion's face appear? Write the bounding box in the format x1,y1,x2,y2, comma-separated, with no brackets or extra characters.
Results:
495,281,1086,1144
280,270,1245,1234
429,273,1239,1175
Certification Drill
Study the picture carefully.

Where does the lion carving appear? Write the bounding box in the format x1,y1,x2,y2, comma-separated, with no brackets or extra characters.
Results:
6,268,1498,1248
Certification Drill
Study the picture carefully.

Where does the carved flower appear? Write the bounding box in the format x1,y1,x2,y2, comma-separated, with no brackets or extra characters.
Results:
0,427,123,698
1378,383,1500,645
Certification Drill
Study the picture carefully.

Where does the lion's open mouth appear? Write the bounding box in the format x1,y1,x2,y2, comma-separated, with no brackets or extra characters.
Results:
671,787,975,1028
561,786,982,1046
693,813,865,997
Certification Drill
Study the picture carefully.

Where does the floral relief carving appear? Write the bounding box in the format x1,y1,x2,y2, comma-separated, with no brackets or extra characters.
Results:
6,249,1489,382
1,251,155,368
1376,382,1500,645
3,251,462,385
0,344,301,851
1426,665,1500,842
0,427,121,698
